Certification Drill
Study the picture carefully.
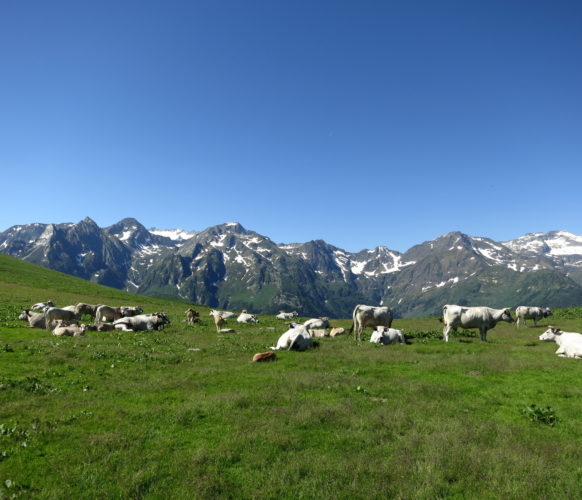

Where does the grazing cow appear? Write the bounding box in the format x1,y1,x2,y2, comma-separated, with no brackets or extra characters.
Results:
303,317,330,330
350,305,394,341
75,303,101,320
19,309,46,329
275,311,299,320
515,306,552,328
237,312,259,323
95,305,143,324
442,304,514,342
31,300,54,311
271,325,314,351
44,307,78,330
185,308,200,324
209,309,236,319
370,326,406,345
539,327,582,359
52,324,87,337
113,313,170,332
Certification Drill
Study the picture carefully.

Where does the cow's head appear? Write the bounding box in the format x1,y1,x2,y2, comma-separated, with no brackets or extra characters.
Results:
18,310,30,321
501,308,514,323
539,327,561,341
543,307,552,318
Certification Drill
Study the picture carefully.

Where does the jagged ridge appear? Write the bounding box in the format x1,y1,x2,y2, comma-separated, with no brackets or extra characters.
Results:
2,218,582,317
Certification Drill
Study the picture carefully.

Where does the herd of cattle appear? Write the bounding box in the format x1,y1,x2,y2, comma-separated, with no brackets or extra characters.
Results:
19,301,170,335
16,301,582,359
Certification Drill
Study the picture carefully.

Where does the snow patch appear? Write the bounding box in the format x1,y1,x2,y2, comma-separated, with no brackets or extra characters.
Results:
150,228,196,241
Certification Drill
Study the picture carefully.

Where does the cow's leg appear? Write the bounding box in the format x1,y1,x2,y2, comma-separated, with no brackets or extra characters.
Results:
533,318,538,327
480,327,488,342
443,324,451,342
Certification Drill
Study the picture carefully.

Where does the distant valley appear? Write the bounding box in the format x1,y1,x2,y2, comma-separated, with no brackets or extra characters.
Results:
2,217,582,318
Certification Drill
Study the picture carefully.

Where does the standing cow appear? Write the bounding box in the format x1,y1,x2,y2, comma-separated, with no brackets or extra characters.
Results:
442,304,514,342
515,306,552,328
349,305,393,341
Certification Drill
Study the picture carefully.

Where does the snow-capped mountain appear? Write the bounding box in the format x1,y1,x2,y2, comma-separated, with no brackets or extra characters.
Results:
2,218,582,317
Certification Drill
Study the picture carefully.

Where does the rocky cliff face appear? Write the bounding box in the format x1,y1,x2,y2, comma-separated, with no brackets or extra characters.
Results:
2,218,582,317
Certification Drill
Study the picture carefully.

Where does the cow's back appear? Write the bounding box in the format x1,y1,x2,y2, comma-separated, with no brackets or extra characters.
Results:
444,305,491,328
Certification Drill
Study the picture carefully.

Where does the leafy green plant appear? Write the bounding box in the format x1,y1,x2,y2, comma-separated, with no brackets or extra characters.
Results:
521,404,558,426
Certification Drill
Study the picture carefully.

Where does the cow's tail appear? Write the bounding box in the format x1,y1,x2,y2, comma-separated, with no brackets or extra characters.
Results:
349,305,361,337
442,305,448,319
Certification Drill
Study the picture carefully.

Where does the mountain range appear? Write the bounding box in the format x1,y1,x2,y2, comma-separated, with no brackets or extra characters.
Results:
2,217,582,318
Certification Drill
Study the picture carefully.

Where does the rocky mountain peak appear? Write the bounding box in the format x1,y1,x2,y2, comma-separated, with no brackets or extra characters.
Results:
2,219,582,317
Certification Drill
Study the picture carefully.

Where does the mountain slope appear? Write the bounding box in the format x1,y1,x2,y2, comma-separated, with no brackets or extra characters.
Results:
2,218,582,317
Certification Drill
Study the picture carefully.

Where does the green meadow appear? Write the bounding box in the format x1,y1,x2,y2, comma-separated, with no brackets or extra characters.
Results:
1,254,582,499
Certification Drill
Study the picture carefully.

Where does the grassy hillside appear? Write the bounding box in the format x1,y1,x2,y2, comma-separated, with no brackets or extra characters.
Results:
2,254,582,498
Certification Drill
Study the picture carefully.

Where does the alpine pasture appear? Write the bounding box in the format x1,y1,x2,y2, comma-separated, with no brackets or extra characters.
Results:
1,254,582,498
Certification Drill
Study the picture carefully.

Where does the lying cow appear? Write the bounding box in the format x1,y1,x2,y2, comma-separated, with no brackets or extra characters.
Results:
303,317,330,329
370,326,406,345
442,304,514,342
209,309,236,319
271,325,314,351
515,306,552,328
237,312,259,323
31,300,54,311
53,324,87,337
95,305,143,324
276,311,299,320
329,327,345,337
539,327,582,359
113,313,170,332
350,305,393,341
19,309,46,329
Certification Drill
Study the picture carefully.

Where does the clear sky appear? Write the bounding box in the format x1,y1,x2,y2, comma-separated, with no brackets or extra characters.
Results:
1,1,581,253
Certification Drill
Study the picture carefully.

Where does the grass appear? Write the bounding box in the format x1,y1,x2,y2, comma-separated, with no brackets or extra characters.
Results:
1,253,582,498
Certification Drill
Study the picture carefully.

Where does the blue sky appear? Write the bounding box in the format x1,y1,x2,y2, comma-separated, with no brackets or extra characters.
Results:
1,1,581,253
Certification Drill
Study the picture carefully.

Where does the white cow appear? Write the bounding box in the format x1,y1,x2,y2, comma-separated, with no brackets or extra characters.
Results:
276,311,299,320
303,317,330,329
53,324,87,337
370,326,406,345
19,309,46,329
113,313,170,332
95,305,143,324
271,325,314,351
44,307,78,330
237,312,259,323
31,300,54,311
539,327,582,359
515,306,552,327
442,304,514,342
350,305,393,341
209,309,236,319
